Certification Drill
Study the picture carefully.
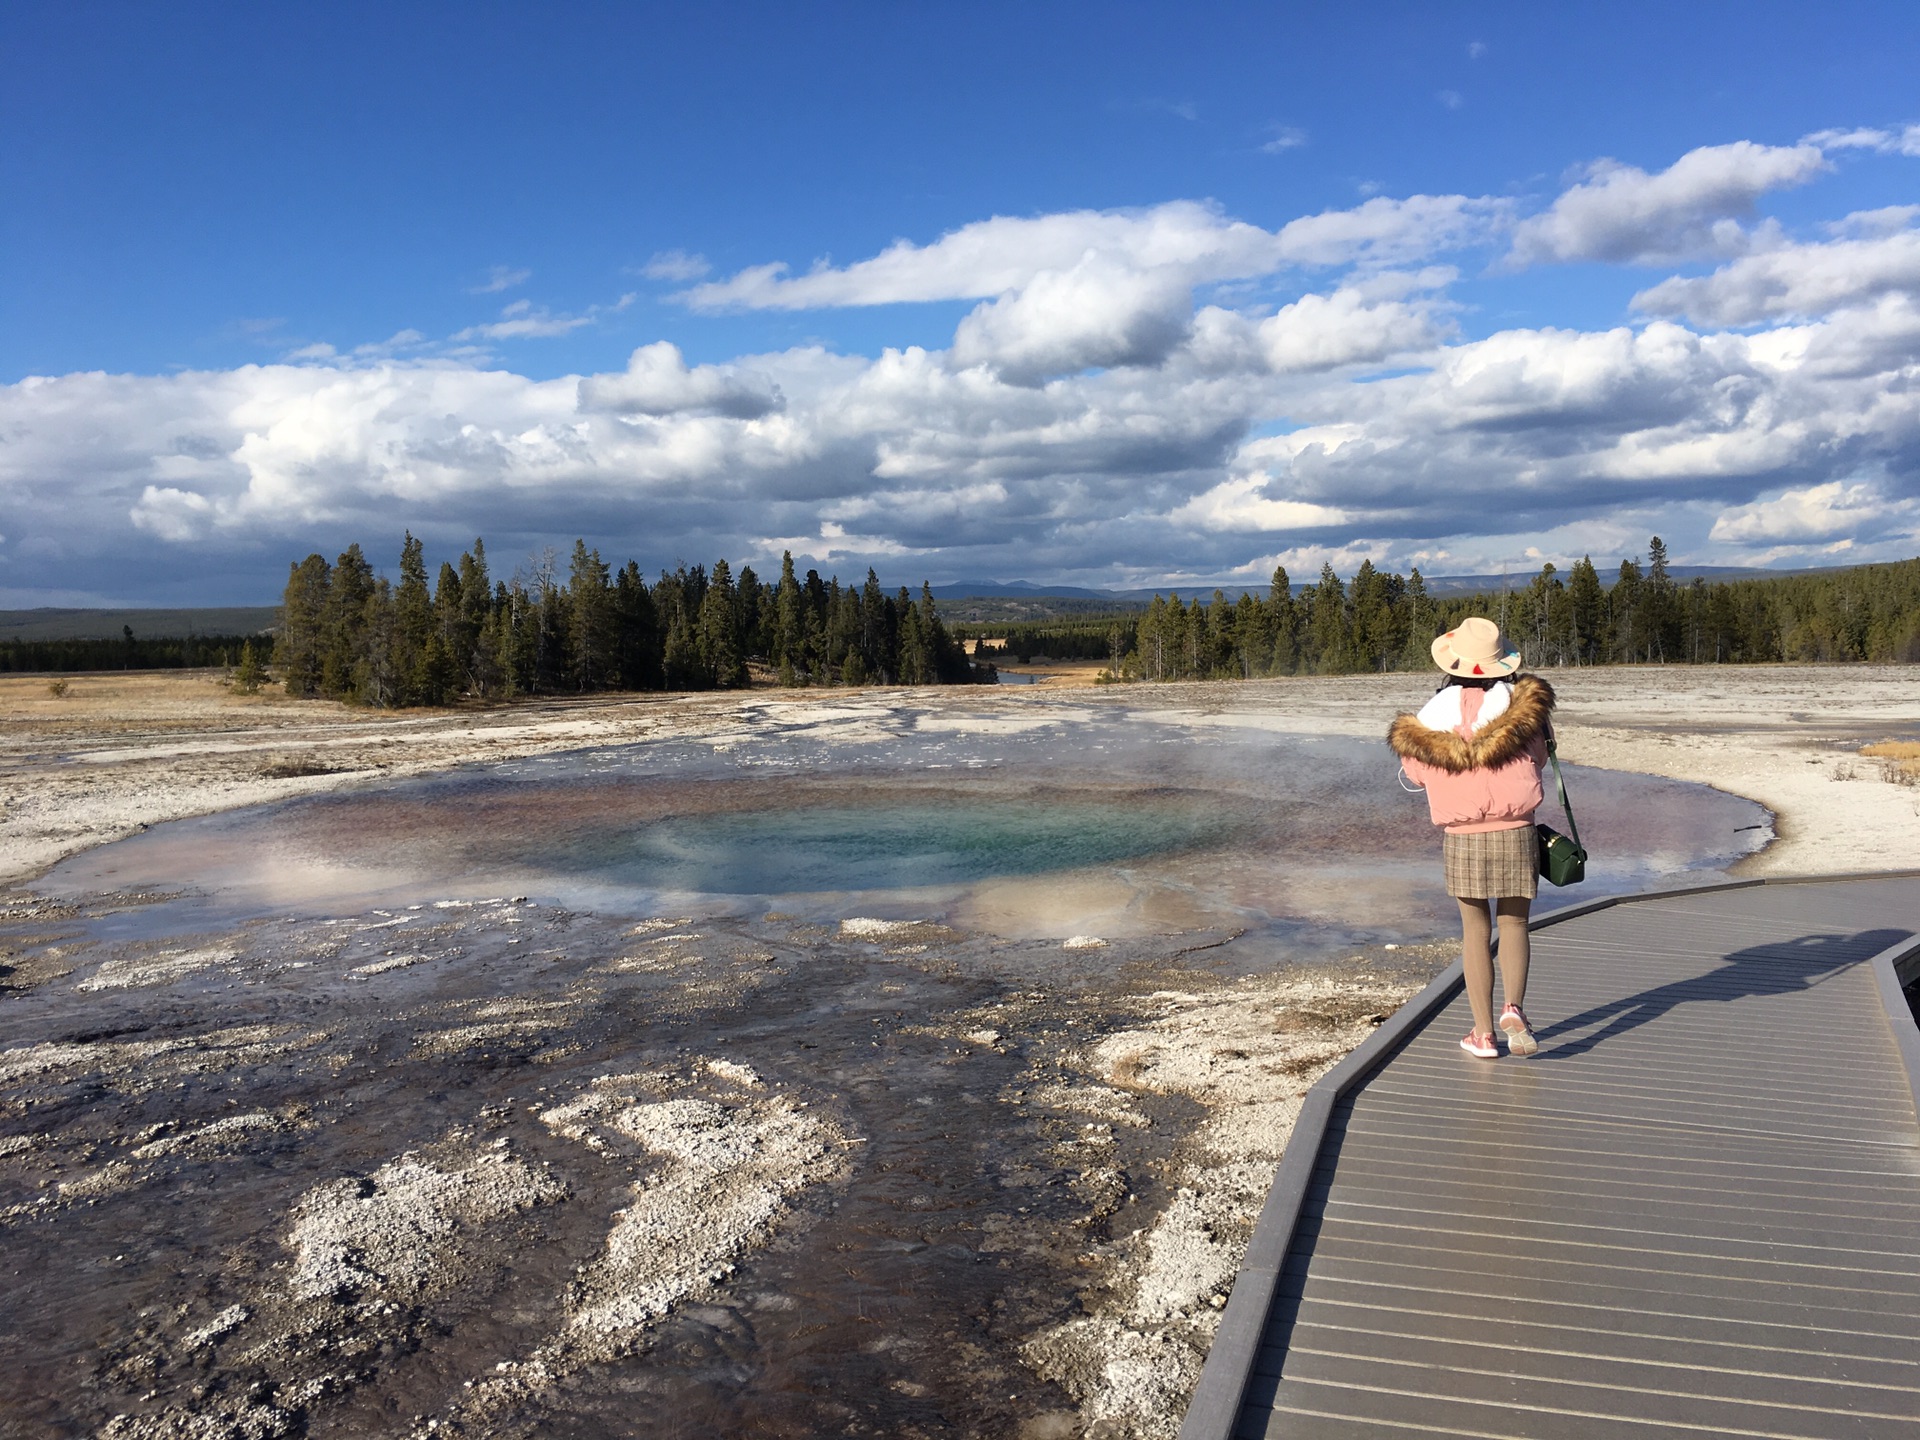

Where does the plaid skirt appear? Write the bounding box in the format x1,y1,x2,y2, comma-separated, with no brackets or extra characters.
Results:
1443,825,1539,900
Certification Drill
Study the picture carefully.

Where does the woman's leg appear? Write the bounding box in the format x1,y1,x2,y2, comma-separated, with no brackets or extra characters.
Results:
1495,896,1532,1009
1458,898,1494,1035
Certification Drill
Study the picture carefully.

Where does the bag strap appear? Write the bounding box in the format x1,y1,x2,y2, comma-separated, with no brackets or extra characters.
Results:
1546,735,1583,853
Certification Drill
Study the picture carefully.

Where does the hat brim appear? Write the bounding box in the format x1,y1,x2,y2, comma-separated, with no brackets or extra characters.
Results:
1430,637,1522,677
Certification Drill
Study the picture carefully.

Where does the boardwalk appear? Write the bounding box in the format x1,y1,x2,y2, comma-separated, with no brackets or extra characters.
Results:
1182,875,1920,1440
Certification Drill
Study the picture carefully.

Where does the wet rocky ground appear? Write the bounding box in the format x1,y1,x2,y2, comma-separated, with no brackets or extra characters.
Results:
0,885,1444,1440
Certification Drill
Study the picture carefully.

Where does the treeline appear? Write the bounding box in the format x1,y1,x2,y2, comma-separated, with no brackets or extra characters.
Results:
968,541,1920,679
983,619,1137,665
0,631,266,674
275,535,987,706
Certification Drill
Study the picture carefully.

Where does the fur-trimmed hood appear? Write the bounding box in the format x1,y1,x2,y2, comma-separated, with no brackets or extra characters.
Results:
1387,673,1555,774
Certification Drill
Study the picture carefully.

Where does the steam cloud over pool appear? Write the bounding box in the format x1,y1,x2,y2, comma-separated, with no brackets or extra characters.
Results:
46,703,1766,944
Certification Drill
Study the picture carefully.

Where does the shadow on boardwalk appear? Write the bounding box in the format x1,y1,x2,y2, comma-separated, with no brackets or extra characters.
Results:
1535,926,1911,1061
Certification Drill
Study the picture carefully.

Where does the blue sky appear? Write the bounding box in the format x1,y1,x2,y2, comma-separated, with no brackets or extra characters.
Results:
4,1,1920,603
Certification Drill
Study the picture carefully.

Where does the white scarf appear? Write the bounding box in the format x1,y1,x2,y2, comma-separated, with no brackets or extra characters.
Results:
1415,680,1512,735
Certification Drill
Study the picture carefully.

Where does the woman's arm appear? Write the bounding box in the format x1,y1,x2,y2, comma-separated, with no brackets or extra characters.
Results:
1399,754,1435,790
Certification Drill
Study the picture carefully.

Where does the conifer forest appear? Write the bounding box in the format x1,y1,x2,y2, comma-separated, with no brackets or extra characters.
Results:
11,534,1918,698
970,543,1920,681
272,535,981,705
0,631,262,675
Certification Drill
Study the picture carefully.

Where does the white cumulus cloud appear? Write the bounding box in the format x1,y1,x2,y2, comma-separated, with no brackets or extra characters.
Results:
130,485,217,541
678,196,1500,313
578,342,785,418
1635,222,1920,326
1710,480,1913,548
948,257,1194,384
1509,141,1826,266
1255,283,1447,373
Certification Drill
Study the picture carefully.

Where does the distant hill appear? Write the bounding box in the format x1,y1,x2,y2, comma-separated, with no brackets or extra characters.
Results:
1416,564,1843,596
927,580,1117,599
932,561,1875,613
933,595,1148,623
0,606,279,643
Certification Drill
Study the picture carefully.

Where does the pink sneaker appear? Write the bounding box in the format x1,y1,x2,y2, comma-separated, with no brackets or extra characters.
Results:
1500,1004,1538,1057
1460,1030,1499,1059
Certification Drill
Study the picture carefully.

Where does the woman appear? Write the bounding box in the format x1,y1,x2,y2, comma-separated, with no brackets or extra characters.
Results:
1388,617,1555,1059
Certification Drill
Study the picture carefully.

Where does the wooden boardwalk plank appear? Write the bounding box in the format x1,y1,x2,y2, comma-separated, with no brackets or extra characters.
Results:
1275,1288,1920,1372
1181,875,1920,1440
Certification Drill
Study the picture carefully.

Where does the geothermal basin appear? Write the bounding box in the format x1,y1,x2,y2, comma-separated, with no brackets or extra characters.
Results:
0,699,1767,1439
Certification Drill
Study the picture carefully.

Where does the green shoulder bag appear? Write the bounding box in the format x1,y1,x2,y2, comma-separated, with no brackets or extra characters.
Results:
1536,737,1588,887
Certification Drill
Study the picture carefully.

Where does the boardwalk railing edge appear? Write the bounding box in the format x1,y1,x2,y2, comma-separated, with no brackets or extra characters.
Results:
1176,867,1920,1440
1868,937,1920,1120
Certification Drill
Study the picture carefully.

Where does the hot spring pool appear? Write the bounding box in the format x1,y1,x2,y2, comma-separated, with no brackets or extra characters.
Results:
43,704,1771,948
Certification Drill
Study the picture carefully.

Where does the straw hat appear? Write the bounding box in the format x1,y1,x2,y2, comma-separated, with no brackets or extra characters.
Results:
1430,616,1521,677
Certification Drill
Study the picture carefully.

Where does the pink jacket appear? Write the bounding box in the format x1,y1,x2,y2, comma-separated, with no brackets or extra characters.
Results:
1387,675,1555,834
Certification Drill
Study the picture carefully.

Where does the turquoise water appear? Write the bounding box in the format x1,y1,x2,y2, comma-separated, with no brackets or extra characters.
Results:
539,795,1225,894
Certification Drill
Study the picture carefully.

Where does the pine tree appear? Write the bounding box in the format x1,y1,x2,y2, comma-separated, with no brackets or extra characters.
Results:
498,581,534,697
460,541,495,648
477,601,508,699
1645,535,1676,662
773,551,805,677
1614,558,1645,663
232,641,265,695
1399,568,1436,671
431,561,465,697
859,569,889,681
1137,595,1167,679
277,553,331,697
568,540,617,691
613,561,662,689
457,539,493,689
736,565,768,661
392,532,433,703
1566,556,1605,664
1521,562,1563,666
1267,565,1297,674
698,558,748,687
1350,560,1392,671
414,630,457,705
322,544,376,699
896,587,933,684
1162,593,1190,678
921,582,971,681
1308,564,1349,673
824,582,860,681
356,577,399,707
1232,593,1266,678
540,582,574,692
807,571,834,680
